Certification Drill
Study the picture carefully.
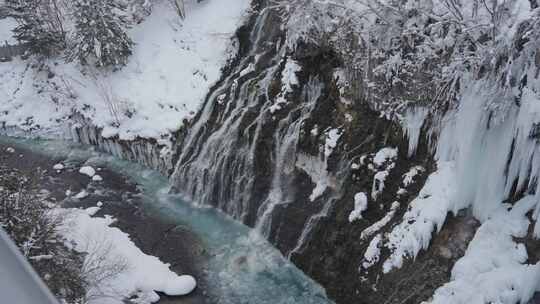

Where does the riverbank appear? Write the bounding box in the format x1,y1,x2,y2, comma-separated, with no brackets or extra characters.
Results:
0,135,333,304
0,141,211,304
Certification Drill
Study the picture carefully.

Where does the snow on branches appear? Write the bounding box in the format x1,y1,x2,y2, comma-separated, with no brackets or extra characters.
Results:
0,167,86,303
2,0,160,68
4,0,66,56
68,0,134,68
272,0,540,119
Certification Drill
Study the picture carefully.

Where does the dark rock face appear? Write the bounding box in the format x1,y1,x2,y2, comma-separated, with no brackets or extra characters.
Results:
166,2,482,304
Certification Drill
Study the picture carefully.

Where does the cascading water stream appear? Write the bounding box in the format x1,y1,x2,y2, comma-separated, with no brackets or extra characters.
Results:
170,1,345,258
171,6,285,223
255,78,322,237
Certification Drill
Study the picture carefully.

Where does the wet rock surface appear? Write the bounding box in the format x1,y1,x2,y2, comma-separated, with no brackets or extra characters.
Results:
164,1,486,302
0,142,211,304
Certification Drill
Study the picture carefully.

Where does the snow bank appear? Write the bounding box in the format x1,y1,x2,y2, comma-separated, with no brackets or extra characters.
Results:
85,206,101,216
60,208,197,304
427,196,540,304
0,18,17,45
383,162,457,273
0,0,250,145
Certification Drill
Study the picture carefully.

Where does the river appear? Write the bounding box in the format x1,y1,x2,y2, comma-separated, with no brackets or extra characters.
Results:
0,136,333,304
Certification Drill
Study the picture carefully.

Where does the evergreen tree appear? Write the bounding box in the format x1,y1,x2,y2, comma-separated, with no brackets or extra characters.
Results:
4,0,66,56
69,0,134,68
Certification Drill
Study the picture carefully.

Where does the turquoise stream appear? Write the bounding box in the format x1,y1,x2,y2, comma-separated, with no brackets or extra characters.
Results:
0,136,332,304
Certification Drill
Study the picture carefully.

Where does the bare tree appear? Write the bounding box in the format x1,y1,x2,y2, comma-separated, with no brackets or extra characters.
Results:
0,167,86,303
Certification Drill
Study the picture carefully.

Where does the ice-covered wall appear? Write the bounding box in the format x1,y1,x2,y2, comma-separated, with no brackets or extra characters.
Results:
67,114,174,175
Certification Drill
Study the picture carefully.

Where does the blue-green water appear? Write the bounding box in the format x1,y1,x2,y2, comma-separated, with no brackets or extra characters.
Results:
0,136,332,304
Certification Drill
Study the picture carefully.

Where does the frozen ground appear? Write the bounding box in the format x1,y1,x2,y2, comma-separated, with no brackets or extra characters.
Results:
0,0,250,146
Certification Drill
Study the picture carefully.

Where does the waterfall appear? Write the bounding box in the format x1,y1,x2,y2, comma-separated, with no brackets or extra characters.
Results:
170,1,344,254
255,78,322,237
171,5,287,223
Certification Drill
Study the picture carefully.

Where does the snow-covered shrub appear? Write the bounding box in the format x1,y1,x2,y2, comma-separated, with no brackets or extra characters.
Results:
69,0,134,68
0,167,86,303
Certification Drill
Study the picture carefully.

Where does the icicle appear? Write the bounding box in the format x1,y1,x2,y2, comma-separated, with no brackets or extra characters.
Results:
402,106,428,157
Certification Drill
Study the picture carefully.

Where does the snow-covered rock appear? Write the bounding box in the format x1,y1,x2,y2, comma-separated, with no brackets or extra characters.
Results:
74,190,89,199
362,234,382,269
92,174,103,182
403,166,424,187
371,171,389,200
349,192,368,222
85,207,100,216
373,147,397,167
53,163,65,170
360,201,400,240
429,196,540,304
79,166,96,177
324,128,342,158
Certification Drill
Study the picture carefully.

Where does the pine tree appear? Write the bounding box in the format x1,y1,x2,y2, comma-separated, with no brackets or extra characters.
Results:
4,0,66,56
69,0,134,68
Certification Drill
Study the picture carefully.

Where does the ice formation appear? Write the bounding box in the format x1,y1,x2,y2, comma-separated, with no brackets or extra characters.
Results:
349,192,368,222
